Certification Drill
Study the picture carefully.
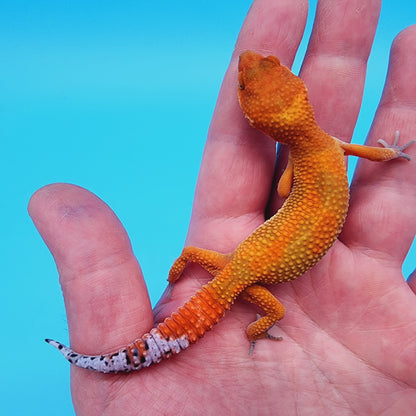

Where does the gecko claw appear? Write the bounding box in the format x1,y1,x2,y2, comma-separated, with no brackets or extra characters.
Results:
266,333,284,342
248,332,283,355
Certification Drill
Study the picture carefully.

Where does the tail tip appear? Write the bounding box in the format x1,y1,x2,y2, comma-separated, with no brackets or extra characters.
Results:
45,338,64,350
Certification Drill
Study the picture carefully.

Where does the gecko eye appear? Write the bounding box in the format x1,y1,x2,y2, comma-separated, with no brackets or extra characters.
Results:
239,82,245,90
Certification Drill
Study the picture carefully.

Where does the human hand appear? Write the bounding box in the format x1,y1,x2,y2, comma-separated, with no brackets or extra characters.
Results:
30,1,416,414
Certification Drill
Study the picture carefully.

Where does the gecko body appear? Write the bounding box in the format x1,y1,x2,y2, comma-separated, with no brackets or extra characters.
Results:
46,51,414,372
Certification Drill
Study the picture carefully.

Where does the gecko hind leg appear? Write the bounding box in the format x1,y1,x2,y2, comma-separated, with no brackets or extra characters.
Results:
168,246,232,285
241,284,285,354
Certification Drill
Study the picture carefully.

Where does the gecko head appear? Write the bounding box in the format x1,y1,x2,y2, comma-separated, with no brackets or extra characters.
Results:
238,51,316,145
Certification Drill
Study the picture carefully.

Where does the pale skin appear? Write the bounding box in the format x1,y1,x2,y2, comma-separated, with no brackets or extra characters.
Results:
29,0,416,414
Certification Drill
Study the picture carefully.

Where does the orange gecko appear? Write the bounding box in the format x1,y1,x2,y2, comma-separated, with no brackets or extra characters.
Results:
46,51,414,372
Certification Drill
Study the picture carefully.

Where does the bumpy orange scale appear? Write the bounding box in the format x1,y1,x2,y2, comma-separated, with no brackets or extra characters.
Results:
46,51,414,372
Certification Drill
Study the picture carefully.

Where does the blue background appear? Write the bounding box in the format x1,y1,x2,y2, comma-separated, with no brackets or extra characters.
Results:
1,1,415,414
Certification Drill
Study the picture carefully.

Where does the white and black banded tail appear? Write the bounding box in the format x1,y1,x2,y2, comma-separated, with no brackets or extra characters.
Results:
45,328,190,373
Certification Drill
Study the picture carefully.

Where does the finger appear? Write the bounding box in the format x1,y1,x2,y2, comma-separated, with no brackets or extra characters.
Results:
300,0,381,139
28,183,152,355
341,26,416,261
186,0,309,251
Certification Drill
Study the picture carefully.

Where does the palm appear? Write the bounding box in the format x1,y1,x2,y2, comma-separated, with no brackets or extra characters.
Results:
30,1,416,415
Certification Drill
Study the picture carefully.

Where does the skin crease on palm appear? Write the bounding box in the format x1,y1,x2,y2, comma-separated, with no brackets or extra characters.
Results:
29,0,416,415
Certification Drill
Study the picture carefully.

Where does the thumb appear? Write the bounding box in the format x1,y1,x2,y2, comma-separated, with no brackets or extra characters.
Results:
28,183,152,356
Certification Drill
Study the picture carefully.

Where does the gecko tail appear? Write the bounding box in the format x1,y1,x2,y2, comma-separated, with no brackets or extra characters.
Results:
45,327,191,373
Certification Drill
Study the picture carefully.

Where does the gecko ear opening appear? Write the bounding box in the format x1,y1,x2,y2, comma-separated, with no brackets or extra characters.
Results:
238,72,245,90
